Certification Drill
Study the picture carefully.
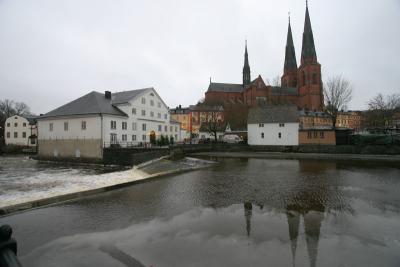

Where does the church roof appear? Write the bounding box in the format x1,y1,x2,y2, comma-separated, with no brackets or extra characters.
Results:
207,82,244,93
248,105,299,124
284,19,298,71
301,3,318,64
271,86,298,96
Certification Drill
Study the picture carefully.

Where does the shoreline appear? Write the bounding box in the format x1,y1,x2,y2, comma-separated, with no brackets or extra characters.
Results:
191,151,400,162
0,157,215,217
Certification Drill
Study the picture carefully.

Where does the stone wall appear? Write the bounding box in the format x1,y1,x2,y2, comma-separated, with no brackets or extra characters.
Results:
38,139,102,160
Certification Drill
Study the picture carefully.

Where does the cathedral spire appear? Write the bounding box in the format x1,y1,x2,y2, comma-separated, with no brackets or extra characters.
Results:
284,13,297,73
301,1,317,65
243,40,251,86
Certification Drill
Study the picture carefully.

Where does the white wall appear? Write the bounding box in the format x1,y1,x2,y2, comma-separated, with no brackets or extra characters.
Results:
38,115,102,140
248,122,299,146
199,131,224,140
5,115,37,146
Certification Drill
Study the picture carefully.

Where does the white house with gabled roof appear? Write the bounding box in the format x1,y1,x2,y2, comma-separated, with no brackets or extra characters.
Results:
37,88,181,160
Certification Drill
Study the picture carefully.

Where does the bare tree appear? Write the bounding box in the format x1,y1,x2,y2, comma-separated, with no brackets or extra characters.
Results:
323,75,353,128
266,75,281,87
366,93,400,128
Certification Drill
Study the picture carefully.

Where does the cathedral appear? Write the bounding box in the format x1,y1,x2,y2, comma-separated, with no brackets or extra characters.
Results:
204,3,324,111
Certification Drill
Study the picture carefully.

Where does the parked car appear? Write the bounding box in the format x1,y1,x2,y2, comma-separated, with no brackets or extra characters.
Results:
223,134,242,143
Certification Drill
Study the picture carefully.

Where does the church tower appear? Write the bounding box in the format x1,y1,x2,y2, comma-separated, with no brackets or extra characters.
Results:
243,40,251,86
281,15,298,88
297,1,324,111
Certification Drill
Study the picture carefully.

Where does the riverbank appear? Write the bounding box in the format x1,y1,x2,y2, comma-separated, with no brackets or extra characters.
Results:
192,151,400,162
0,156,216,216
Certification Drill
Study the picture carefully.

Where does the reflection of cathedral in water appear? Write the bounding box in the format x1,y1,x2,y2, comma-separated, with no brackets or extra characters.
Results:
243,202,324,267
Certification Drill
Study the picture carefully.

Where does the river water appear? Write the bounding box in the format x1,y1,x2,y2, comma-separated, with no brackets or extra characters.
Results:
1,155,400,267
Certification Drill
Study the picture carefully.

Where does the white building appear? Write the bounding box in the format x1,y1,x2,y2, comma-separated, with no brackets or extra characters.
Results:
247,106,299,146
4,115,37,147
37,88,182,160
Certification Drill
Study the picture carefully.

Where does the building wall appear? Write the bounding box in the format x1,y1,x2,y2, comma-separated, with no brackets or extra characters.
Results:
38,139,102,159
5,115,37,146
299,130,336,145
248,122,299,146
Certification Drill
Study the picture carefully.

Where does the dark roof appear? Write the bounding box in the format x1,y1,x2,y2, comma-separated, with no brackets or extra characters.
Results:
301,4,317,64
111,88,150,104
22,115,38,124
271,86,298,96
40,91,128,119
189,104,224,112
207,82,244,93
298,109,331,118
248,105,299,124
284,20,298,71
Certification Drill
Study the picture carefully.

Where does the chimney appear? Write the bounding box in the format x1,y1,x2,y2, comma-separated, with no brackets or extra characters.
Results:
179,104,181,109
105,91,111,99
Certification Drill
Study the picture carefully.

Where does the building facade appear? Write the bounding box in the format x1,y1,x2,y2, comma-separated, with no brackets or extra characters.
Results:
4,115,37,147
38,88,181,160
247,106,299,146
204,3,324,111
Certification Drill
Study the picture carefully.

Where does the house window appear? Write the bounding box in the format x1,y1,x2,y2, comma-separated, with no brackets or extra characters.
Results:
81,121,86,130
279,123,285,127
22,132,26,138
6,123,10,127
175,126,178,132
14,132,18,138
175,134,178,140
132,108,136,115
64,122,69,131
132,135,136,141
6,132,10,138
278,132,282,139
307,131,312,139
141,110,146,116
122,134,127,141
122,122,127,130
132,122,137,131
261,132,264,139
14,123,18,127
170,126,173,132
141,97,146,104
313,131,318,138
158,125,162,131
158,102,161,108
320,131,325,138
142,123,146,131
142,134,147,141
110,133,117,143
158,112,161,118
30,138,36,145
165,125,168,132
150,100,154,106
259,123,264,128
23,123,26,127
111,121,116,130
49,123,53,132
164,114,167,120
150,111,154,117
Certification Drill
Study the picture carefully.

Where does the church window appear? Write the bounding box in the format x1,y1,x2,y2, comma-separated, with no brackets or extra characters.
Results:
312,73,318,84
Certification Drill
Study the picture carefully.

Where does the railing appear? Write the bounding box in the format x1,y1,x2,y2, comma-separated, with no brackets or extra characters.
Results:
0,225,22,267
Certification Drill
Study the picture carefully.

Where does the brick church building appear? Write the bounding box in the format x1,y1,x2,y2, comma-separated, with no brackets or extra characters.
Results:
205,3,324,111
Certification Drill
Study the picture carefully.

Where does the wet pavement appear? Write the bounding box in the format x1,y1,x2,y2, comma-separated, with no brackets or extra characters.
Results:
1,157,400,266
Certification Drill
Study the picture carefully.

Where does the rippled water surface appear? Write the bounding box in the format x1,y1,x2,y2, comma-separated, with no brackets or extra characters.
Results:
1,156,400,267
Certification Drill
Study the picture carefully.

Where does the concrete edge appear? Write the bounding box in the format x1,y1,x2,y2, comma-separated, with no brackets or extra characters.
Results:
191,152,400,162
0,161,213,217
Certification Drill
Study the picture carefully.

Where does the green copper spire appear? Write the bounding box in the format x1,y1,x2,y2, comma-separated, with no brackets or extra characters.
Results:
301,1,318,64
243,40,251,86
284,14,298,72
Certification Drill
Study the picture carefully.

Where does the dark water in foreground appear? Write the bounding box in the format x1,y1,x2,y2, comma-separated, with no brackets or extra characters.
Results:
1,157,400,267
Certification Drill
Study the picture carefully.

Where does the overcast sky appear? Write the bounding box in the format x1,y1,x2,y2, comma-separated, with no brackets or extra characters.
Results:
0,0,399,114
